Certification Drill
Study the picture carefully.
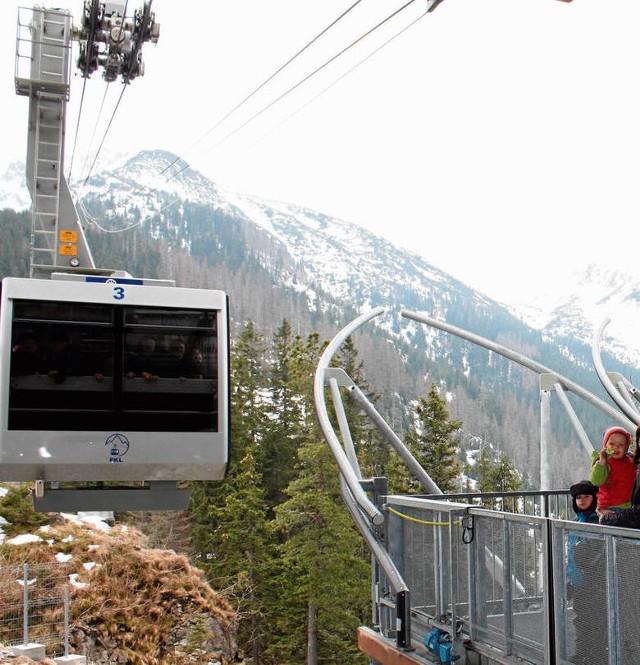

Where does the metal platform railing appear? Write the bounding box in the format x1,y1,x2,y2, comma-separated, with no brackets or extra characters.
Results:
314,308,640,664
377,492,640,665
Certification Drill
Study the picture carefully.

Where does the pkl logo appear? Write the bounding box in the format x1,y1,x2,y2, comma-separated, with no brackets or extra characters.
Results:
106,433,130,464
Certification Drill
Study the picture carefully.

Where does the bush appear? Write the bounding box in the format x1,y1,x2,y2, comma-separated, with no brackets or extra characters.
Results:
0,483,50,537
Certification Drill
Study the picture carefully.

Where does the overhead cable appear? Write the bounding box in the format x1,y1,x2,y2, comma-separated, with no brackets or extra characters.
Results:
250,6,430,149
81,84,128,186
160,0,365,177
78,0,424,231
67,76,90,183
169,0,419,180
76,0,162,186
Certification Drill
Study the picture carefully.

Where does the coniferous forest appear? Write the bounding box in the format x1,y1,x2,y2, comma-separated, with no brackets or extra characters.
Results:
0,205,552,662
1,198,626,495
184,320,519,663
3,112,640,659
190,321,374,663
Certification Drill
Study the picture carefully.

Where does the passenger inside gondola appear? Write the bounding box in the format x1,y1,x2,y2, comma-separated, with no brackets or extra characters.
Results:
125,335,162,381
183,346,205,379
161,337,189,378
11,334,45,375
42,331,77,383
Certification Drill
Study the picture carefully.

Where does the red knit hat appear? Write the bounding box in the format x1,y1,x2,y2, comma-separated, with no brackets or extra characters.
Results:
602,426,631,449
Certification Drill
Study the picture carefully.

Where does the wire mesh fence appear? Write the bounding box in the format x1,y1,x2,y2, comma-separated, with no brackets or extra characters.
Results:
0,561,74,658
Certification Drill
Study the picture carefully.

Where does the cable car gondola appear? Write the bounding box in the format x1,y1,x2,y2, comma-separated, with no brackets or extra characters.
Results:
4,3,234,511
0,274,230,510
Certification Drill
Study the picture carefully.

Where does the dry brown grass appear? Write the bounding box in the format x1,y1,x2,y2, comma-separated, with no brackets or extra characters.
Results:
0,514,238,664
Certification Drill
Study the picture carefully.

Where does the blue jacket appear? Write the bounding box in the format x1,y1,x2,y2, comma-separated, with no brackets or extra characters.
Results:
567,509,598,587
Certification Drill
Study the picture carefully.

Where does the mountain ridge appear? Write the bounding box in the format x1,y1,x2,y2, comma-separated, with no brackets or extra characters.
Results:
79,149,640,369
4,148,638,365
2,149,639,488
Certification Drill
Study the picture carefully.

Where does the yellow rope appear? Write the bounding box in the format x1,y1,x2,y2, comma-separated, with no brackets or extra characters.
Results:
387,506,458,526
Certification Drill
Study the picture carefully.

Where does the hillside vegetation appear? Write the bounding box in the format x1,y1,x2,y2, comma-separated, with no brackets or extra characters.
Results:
0,202,625,490
0,486,238,664
0,199,621,662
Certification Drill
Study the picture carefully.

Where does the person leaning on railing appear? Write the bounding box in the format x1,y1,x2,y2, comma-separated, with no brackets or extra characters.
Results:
599,425,640,529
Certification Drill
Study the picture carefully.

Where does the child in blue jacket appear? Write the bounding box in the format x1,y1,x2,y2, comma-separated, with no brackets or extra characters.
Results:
567,480,607,665
566,480,599,588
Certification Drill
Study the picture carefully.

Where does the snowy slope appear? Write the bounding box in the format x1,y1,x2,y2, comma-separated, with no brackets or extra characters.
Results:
4,151,640,370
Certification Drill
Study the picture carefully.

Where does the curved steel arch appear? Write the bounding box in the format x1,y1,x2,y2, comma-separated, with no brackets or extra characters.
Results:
402,309,634,429
591,317,640,426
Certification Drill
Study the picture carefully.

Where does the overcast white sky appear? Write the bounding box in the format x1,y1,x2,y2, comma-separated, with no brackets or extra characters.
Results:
2,0,640,307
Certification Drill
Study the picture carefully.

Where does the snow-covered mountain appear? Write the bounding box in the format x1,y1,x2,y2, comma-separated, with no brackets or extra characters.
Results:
4,149,640,369
82,151,640,369
506,264,640,369
71,150,502,335
2,149,639,486
0,161,30,212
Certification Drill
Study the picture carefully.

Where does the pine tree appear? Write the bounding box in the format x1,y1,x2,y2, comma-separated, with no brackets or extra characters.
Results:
228,320,268,464
191,320,267,531
260,319,303,512
189,324,375,663
270,438,369,665
0,210,29,278
476,447,523,493
402,384,463,493
200,449,273,662
267,332,369,665
190,321,273,663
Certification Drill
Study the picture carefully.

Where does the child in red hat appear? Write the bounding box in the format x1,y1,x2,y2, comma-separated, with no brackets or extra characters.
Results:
590,426,635,517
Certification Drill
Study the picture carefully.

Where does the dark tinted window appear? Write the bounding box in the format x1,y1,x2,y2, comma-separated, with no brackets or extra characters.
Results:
9,300,219,433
